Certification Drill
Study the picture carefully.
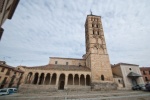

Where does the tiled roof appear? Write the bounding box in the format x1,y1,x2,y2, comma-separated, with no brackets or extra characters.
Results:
22,64,91,71
140,67,150,70
50,57,85,60
112,63,139,67
0,63,24,73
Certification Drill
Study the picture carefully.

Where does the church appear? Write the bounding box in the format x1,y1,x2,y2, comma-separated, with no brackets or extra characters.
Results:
18,14,144,92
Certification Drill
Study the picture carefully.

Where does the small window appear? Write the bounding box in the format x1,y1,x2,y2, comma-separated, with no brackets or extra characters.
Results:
98,31,99,35
6,69,11,75
79,63,81,67
92,24,94,27
118,79,121,83
1,68,5,72
129,68,131,70
143,71,146,75
55,61,58,64
145,77,148,81
93,30,94,35
66,62,68,65
101,75,104,81
97,24,100,28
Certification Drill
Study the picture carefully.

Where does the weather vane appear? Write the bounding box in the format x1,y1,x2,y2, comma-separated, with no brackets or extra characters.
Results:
90,9,93,15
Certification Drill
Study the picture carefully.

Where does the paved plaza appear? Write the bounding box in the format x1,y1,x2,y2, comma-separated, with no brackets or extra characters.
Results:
0,90,150,100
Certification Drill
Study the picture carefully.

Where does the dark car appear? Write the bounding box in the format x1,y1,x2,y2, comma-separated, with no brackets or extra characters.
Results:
132,84,145,90
145,83,150,91
132,85,140,90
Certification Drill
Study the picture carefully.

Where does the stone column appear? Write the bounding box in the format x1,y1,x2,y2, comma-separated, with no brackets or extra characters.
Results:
65,75,68,86
79,75,80,86
73,74,74,85
43,77,46,85
36,77,40,85
49,76,52,85
85,77,86,86
56,74,60,86
30,76,34,84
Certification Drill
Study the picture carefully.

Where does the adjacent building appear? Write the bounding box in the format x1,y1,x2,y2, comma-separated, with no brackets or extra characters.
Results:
112,63,144,89
140,67,150,83
0,61,24,89
0,0,20,40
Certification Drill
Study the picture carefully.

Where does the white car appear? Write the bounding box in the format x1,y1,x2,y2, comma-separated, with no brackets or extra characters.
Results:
0,89,11,96
4,88,18,93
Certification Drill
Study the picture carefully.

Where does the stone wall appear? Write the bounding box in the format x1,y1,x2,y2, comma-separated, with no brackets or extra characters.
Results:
49,57,86,66
19,84,91,93
19,84,57,93
91,82,117,91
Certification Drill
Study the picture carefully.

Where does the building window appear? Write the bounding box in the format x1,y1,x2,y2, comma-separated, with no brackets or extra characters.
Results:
66,62,68,65
101,75,104,81
0,0,5,13
55,61,58,64
143,71,146,75
93,30,94,35
1,68,5,72
98,31,99,35
118,79,121,83
129,68,132,70
6,69,11,75
92,24,94,27
145,77,148,81
79,63,81,67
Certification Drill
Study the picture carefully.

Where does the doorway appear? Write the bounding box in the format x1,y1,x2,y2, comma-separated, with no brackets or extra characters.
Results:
59,81,64,90
132,78,137,86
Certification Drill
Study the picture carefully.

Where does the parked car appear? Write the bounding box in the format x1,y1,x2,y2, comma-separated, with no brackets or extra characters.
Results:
0,88,13,96
132,84,145,90
4,88,18,93
145,83,150,91
132,85,140,90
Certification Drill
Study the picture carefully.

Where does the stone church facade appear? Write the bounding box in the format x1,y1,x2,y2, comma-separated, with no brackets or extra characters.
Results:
18,14,117,92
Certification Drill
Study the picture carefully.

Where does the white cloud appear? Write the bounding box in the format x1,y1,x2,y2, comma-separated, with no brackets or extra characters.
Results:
0,0,150,67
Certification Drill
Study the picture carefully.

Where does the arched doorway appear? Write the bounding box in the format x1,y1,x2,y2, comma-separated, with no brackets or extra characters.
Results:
101,75,104,81
58,74,65,90
27,72,32,84
45,73,50,85
59,81,65,90
86,75,90,86
51,73,56,85
80,74,85,85
74,74,79,85
33,73,39,84
39,73,44,85
68,74,73,85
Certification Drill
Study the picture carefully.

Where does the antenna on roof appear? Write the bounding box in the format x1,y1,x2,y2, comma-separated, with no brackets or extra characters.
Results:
90,9,93,15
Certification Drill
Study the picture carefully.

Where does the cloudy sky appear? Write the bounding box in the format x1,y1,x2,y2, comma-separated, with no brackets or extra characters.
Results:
0,0,150,67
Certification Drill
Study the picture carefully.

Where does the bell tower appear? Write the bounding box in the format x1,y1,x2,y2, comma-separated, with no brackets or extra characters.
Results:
84,14,113,83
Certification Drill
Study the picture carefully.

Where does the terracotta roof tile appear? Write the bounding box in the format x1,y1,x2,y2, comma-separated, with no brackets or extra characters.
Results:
23,64,91,71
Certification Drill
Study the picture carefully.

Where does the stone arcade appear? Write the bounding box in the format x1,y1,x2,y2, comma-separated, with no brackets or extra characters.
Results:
18,14,117,92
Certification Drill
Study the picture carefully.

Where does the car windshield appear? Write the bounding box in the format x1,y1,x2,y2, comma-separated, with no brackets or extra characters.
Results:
0,90,7,92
